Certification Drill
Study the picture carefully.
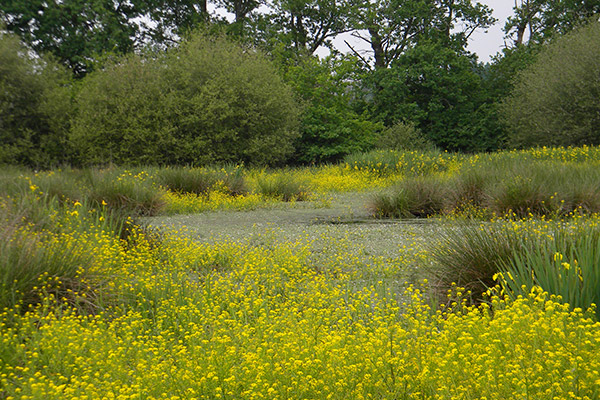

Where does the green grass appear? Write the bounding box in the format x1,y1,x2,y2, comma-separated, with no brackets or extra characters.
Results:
256,173,310,202
153,165,248,196
371,157,600,219
371,176,449,218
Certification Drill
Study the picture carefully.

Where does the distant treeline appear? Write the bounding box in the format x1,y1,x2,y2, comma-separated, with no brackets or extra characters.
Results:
1,0,599,168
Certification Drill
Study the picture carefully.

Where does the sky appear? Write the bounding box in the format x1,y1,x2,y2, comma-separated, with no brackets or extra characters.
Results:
466,0,515,62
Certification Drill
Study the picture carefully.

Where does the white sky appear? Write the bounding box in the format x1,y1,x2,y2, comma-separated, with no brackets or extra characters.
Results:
466,0,515,62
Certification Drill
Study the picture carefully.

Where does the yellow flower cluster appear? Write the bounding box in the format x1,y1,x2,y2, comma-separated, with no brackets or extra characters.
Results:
162,190,274,214
2,214,600,400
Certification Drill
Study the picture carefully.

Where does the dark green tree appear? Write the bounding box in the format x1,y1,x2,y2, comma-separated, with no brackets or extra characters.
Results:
134,0,211,45
347,0,495,69
505,0,600,46
1,0,140,76
371,41,501,152
0,30,72,167
261,0,353,57
285,55,381,163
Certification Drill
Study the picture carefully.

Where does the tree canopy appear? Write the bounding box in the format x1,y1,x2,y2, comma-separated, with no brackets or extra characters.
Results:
501,19,600,148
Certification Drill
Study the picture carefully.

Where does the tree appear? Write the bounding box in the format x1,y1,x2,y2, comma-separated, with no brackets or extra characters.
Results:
134,0,210,45
504,0,600,46
0,29,71,167
70,33,301,166
347,0,495,69
261,0,353,57
370,41,501,152
285,55,381,163
500,20,600,148
1,0,140,77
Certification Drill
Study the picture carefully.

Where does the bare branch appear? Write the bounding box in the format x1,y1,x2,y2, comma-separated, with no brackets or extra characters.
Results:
344,40,371,69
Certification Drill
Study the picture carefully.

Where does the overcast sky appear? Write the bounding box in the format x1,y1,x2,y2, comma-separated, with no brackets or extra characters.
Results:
466,0,515,62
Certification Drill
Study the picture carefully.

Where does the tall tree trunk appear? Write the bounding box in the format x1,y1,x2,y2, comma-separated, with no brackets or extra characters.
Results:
369,26,386,68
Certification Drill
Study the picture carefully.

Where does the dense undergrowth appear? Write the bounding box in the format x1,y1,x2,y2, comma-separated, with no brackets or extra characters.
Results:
2,146,600,399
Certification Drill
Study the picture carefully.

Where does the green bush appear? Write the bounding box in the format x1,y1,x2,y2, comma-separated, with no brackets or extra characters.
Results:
0,199,96,311
375,121,435,151
71,33,301,166
432,219,600,314
498,224,600,317
428,222,524,303
501,20,600,147
284,56,380,163
0,30,72,167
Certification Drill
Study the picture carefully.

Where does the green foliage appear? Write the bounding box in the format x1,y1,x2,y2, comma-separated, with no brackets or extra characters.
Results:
344,149,456,177
0,215,92,312
284,56,380,164
0,30,72,168
428,222,523,302
432,218,600,314
264,0,352,57
0,0,139,77
375,121,435,151
372,42,501,152
501,20,600,148
368,152,600,219
70,53,180,166
499,223,600,317
0,196,119,312
504,0,600,46
71,33,301,167
348,0,495,68
86,170,166,217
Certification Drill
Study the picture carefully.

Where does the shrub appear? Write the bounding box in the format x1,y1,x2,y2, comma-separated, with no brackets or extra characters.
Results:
449,168,489,209
497,223,600,317
0,200,95,311
71,33,301,166
501,19,600,147
0,29,72,167
85,169,165,216
428,222,524,303
487,161,600,217
284,56,380,164
376,121,435,151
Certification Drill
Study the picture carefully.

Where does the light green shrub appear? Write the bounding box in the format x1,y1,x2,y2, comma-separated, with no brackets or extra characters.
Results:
501,20,600,147
71,33,301,166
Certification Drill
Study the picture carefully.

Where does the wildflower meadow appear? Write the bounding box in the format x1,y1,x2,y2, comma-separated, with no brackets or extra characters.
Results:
2,147,600,399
